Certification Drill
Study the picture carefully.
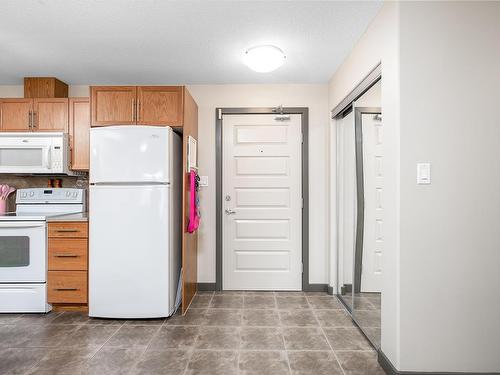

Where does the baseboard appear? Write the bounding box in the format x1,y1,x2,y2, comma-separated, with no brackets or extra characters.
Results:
197,283,216,291
378,349,499,375
327,285,334,295
200,282,329,293
340,283,352,295
302,283,328,293
52,304,88,312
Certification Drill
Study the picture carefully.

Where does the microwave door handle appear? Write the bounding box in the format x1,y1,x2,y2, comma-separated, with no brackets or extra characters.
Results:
46,147,52,169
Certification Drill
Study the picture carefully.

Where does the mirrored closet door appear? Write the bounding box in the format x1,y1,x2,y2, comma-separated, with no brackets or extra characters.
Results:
335,76,382,348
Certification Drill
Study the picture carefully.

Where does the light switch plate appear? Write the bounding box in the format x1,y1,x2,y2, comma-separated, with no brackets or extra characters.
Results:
417,163,431,184
199,175,208,187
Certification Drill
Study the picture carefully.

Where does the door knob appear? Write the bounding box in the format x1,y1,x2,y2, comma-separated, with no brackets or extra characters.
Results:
225,208,236,215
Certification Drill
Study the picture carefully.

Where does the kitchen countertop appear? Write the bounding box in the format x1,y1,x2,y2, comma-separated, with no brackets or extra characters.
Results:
46,212,88,222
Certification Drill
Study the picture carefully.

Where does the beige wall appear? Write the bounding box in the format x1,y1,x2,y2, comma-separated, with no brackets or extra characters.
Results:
0,85,89,97
330,1,500,372
398,1,500,372
328,2,401,366
0,83,330,285
187,84,330,284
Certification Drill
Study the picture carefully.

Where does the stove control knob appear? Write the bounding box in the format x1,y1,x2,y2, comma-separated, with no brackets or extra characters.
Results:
66,191,71,197
29,191,35,197
72,192,78,198
21,192,27,198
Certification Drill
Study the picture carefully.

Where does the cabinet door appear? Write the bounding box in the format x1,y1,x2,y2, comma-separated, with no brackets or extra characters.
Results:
48,271,87,304
91,86,137,126
0,99,32,132
33,98,68,132
48,222,88,238
24,78,68,98
24,78,39,98
137,86,183,126
69,98,90,171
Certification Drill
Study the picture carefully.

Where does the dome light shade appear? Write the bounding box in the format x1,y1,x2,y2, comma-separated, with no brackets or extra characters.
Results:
243,45,286,73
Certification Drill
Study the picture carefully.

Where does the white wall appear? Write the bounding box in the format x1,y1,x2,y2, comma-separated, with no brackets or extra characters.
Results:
187,84,330,284
0,83,330,285
328,2,401,367
354,79,381,108
330,1,500,372
398,2,500,372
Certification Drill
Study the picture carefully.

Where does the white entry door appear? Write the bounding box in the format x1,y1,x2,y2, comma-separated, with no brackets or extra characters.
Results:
360,112,384,292
222,114,302,290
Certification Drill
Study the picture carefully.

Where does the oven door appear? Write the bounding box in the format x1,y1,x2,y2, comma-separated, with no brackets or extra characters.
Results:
0,221,46,283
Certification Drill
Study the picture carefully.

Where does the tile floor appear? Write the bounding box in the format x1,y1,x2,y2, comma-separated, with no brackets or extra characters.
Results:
339,292,381,348
0,292,386,375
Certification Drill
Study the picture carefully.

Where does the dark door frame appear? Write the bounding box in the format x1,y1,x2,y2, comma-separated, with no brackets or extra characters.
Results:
215,107,321,292
354,107,382,294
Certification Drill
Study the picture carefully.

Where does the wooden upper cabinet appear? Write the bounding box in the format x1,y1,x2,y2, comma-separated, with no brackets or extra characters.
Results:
24,77,68,98
90,86,188,127
137,86,183,126
33,98,68,132
0,99,32,132
69,98,90,171
91,86,137,126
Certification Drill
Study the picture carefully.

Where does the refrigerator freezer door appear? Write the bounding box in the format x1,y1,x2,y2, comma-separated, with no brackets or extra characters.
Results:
89,184,174,318
90,126,171,184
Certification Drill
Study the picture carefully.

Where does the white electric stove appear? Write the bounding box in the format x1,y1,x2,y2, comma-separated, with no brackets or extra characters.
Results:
0,188,85,313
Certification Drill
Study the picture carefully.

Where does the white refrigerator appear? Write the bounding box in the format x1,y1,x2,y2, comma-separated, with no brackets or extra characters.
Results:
89,126,182,318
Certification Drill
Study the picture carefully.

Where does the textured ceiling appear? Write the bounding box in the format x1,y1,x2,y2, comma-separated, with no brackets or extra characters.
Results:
0,0,382,85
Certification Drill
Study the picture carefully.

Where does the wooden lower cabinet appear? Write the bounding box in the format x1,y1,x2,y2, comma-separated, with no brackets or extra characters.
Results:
48,222,88,238
48,271,87,304
48,238,88,271
47,221,88,309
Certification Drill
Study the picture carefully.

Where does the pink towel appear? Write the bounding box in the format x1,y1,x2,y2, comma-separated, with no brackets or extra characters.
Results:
187,170,200,233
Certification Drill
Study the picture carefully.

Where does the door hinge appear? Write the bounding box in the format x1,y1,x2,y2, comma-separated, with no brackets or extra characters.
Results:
217,108,222,120
301,263,304,274
301,197,304,209
301,132,304,144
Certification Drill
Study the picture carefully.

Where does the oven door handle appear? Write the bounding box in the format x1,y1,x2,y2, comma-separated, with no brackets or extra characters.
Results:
0,222,45,228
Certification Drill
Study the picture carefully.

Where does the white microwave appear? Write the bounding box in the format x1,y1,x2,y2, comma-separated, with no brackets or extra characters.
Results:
0,132,73,174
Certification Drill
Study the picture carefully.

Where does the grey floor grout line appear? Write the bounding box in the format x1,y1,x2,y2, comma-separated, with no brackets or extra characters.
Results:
125,322,164,375
275,292,293,374
20,311,117,375
87,319,126,360
236,326,242,375
21,346,52,375
8,292,376,375
281,327,294,375
311,302,348,375
279,293,296,374
181,323,202,375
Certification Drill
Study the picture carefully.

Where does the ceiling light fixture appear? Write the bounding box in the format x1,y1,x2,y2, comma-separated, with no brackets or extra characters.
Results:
243,45,286,73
